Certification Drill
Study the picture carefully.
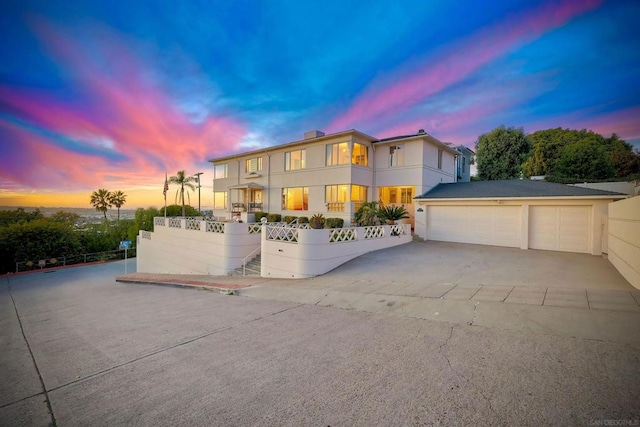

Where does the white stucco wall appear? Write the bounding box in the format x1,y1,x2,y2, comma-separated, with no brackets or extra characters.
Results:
608,196,640,289
136,219,261,275
261,225,411,278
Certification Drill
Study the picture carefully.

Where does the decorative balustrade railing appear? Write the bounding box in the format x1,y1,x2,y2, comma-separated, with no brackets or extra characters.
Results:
141,231,152,240
329,227,357,243
266,225,299,242
154,217,166,226
168,218,182,228
206,220,225,233
186,218,201,231
390,224,408,236
363,226,385,239
248,223,262,234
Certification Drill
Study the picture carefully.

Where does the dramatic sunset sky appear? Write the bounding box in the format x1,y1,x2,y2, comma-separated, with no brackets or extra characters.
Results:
1,0,638,209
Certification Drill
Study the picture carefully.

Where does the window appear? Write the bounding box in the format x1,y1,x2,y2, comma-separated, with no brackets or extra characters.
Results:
351,185,368,202
214,163,228,179
282,187,308,210
326,142,350,166
245,157,262,173
213,191,227,209
325,185,349,203
285,150,306,171
462,156,466,171
389,145,404,167
352,143,368,166
400,188,413,204
438,149,443,170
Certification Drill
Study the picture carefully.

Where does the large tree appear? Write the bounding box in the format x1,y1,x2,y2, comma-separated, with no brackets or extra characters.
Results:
90,189,112,219
523,128,639,180
169,171,196,217
475,126,530,180
109,190,127,220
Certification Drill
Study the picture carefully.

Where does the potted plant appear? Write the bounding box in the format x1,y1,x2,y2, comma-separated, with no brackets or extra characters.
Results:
378,204,409,225
310,213,325,229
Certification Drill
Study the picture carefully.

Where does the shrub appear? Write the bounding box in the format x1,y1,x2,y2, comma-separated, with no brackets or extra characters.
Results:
254,211,268,222
297,216,309,224
325,218,344,229
354,202,380,226
266,213,282,222
283,216,297,224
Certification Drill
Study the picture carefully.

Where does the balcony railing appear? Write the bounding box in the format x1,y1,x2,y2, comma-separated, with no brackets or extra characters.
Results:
231,202,263,213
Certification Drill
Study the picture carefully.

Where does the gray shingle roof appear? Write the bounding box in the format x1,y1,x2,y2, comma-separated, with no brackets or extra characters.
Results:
415,180,627,199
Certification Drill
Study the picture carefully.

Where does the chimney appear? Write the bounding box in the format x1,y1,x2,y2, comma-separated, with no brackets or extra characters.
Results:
304,130,325,139
417,129,426,135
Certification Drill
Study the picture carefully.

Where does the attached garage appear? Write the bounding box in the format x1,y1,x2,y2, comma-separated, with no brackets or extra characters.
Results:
414,180,626,255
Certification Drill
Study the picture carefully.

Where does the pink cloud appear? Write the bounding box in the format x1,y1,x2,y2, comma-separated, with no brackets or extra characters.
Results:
0,19,246,191
329,0,602,132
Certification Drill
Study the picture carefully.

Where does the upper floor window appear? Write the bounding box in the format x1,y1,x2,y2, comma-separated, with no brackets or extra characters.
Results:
389,145,404,167
214,163,228,179
326,142,350,166
352,143,368,166
438,149,443,170
245,157,263,173
282,187,308,210
285,149,306,171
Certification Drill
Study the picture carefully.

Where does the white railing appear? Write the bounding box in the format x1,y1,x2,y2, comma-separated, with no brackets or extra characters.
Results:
390,224,408,236
154,217,166,226
364,226,384,239
206,220,225,233
168,218,182,228
266,225,299,242
141,231,152,240
242,245,261,276
248,223,262,234
186,218,201,231
329,228,357,243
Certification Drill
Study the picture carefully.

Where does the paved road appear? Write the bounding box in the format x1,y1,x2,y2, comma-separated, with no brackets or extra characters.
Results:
2,261,639,426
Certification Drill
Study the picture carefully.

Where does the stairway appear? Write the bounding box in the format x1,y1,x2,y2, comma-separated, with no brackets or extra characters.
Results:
232,254,261,276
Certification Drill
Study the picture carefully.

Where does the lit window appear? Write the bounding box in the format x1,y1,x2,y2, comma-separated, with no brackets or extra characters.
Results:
400,188,413,204
326,142,350,166
351,185,368,202
213,192,227,209
285,150,306,171
214,163,228,179
325,185,349,203
282,187,308,210
245,157,263,173
352,143,368,166
389,145,404,167
438,149,443,170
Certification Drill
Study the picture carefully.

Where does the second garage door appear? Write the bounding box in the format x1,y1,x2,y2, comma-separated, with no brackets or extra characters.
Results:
529,206,591,253
427,206,521,248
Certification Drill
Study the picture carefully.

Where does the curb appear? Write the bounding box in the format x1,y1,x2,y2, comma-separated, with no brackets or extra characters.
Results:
115,278,248,294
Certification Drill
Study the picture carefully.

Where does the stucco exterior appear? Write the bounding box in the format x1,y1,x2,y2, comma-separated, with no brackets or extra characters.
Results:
608,196,640,289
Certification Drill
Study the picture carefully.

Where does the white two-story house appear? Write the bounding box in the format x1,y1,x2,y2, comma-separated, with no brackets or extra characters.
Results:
209,128,461,227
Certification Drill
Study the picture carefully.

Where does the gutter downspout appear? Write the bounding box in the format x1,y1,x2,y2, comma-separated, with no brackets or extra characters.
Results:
265,149,271,212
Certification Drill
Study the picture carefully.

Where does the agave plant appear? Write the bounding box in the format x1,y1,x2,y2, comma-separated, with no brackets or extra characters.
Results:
377,204,410,224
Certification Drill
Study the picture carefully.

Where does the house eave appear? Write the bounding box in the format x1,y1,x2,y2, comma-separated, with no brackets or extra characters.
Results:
415,195,628,202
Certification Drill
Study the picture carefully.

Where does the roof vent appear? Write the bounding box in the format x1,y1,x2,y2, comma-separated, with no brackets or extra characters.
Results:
304,130,325,139
417,129,426,135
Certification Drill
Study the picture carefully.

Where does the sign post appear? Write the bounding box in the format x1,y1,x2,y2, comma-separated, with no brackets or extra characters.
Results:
119,241,132,274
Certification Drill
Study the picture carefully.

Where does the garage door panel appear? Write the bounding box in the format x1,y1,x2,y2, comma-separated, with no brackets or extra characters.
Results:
427,206,520,248
529,206,590,253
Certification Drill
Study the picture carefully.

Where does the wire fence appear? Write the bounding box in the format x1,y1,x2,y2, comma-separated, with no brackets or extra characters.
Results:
15,248,137,273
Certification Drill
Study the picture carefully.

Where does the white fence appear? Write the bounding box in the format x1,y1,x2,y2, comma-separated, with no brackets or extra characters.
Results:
261,224,411,278
137,218,412,278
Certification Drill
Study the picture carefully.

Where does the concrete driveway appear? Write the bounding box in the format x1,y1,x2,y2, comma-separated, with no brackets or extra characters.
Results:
2,261,640,426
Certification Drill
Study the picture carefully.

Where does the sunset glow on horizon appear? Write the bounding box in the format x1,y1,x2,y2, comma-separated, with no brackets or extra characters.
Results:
1,1,639,209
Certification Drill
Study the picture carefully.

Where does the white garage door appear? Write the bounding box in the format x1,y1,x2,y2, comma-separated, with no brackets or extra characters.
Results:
427,206,521,248
529,206,591,253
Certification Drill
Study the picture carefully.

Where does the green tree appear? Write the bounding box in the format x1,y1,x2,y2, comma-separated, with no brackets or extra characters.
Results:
49,211,81,225
108,190,127,220
160,204,201,217
90,189,112,219
0,208,43,227
168,171,196,217
554,138,614,180
475,126,531,180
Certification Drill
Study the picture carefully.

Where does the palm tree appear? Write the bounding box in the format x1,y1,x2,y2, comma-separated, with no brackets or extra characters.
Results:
109,190,127,220
169,171,196,217
90,189,112,219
